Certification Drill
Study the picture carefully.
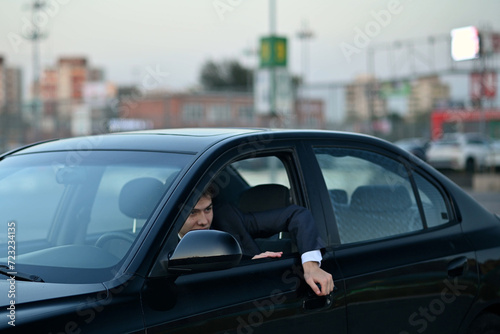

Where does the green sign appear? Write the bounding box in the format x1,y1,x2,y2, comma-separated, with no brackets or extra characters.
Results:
259,36,287,68
379,81,411,97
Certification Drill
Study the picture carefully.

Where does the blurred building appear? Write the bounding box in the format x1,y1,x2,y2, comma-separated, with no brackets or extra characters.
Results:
0,57,23,112
56,57,87,103
89,68,105,82
408,75,450,118
114,90,325,131
40,57,110,104
0,56,24,152
38,57,116,139
4,68,23,111
0,57,4,108
431,109,500,139
295,99,325,128
345,74,387,121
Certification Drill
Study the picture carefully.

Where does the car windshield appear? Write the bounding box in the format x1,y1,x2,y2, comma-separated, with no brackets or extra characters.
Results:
0,150,192,282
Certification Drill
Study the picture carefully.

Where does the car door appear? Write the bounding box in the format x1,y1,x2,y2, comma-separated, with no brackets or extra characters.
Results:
301,141,478,334
140,143,346,333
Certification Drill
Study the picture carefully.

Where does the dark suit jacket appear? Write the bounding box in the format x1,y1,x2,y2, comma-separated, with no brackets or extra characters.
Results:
211,202,325,257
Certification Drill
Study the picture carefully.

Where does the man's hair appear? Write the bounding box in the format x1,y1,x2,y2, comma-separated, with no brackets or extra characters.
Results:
202,184,217,199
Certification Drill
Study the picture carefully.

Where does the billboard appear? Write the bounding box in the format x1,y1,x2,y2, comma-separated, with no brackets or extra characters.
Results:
451,26,481,61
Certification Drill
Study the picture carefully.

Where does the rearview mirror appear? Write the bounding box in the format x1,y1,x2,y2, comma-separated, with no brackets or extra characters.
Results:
165,230,242,274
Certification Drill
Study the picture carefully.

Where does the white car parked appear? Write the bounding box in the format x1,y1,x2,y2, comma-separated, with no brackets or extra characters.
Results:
486,140,500,170
426,132,496,173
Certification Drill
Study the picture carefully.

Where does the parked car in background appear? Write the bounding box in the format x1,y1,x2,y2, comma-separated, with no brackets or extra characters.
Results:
394,137,429,161
0,128,499,333
426,132,494,173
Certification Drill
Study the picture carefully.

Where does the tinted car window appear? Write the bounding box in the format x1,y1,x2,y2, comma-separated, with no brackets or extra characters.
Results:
215,155,296,254
230,156,290,188
413,172,451,228
314,147,423,244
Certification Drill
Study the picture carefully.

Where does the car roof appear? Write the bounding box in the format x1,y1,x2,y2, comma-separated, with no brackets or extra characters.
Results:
6,128,387,156
8,128,265,155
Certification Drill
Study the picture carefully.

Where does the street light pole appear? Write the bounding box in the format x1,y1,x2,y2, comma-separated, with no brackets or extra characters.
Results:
24,0,47,142
269,0,277,124
296,20,314,129
296,19,314,85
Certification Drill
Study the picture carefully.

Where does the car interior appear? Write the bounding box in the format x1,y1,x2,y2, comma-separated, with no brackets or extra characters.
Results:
332,185,421,244
210,156,298,256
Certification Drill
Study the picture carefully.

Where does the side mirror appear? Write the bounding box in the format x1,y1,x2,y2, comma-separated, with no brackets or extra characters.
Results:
165,230,242,274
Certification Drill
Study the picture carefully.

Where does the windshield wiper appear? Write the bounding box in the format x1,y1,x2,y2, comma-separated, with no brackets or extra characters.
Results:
0,265,44,282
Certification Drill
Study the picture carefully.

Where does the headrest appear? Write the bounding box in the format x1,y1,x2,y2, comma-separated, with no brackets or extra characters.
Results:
238,184,290,213
119,177,165,219
350,185,411,212
329,189,348,205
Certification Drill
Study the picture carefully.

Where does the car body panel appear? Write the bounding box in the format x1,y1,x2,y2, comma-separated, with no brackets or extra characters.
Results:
0,275,146,333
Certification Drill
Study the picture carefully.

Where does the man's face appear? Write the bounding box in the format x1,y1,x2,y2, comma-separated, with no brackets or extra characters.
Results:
179,195,213,238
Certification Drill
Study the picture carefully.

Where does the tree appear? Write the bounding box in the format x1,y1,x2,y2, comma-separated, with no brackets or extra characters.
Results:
199,59,253,91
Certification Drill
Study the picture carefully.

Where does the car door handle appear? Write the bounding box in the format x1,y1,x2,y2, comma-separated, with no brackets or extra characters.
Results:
447,256,468,277
303,286,337,310
303,294,332,310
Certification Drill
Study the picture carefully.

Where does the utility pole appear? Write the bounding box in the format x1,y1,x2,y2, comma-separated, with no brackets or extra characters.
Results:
256,1,289,129
296,20,314,130
24,0,47,142
367,47,375,135
269,0,277,124
296,20,314,85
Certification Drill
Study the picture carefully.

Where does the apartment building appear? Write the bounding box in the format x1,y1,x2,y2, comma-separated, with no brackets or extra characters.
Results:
345,74,387,121
115,90,325,131
408,75,450,118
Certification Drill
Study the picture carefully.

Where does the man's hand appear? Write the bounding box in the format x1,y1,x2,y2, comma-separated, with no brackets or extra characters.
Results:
252,251,283,260
303,261,334,296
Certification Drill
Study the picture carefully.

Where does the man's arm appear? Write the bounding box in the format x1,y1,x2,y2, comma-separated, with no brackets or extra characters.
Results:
303,261,334,296
212,202,334,295
247,205,335,296
248,204,324,255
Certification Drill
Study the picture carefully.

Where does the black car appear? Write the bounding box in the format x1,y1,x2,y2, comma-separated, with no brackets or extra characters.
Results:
0,128,499,333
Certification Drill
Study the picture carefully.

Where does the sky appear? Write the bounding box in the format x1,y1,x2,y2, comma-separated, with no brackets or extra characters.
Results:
1,0,500,120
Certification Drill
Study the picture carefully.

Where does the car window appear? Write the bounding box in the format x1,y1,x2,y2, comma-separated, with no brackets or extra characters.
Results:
412,172,451,228
467,138,487,145
313,147,424,244
0,151,192,270
230,156,290,188
0,163,65,243
192,154,299,258
88,165,179,235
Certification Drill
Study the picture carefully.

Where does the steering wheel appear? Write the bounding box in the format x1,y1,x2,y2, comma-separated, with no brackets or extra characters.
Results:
95,231,136,248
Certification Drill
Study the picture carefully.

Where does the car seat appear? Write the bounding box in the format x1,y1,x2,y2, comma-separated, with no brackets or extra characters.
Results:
237,184,294,253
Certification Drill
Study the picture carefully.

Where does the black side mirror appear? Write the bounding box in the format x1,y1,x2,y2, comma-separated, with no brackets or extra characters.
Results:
165,230,242,274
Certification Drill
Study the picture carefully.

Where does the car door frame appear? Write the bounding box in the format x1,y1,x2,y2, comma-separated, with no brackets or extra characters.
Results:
297,136,479,334
140,135,347,333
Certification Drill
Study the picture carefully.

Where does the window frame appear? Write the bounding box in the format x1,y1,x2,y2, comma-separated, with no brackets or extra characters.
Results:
299,140,458,247
157,143,321,273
